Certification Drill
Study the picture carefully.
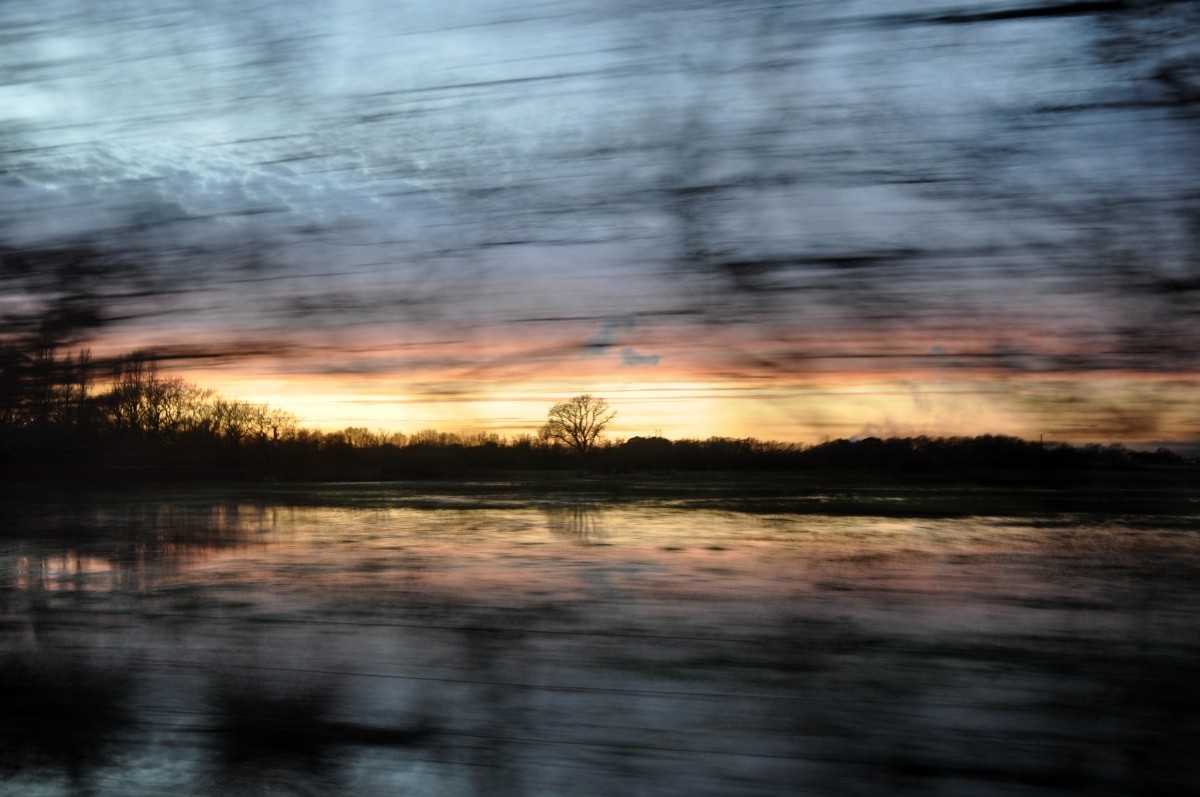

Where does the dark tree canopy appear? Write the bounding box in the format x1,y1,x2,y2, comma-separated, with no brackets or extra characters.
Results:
542,395,616,453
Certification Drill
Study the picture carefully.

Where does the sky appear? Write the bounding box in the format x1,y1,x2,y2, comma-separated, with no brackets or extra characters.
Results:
2,0,1198,448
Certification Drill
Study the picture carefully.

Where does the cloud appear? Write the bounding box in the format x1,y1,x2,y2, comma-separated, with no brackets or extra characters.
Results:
581,316,659,365
620,347,659,367
584,315,636,356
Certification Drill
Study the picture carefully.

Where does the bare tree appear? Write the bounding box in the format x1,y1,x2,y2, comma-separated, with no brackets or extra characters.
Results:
340,426,377,448
541,395,615,453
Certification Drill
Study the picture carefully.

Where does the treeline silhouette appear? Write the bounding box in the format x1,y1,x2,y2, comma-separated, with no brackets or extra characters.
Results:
0,345,1191,482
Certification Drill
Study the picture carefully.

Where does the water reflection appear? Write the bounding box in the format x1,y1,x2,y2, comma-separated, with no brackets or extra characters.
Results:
0,502,277,596
542,505,605,545
0,491,1198,794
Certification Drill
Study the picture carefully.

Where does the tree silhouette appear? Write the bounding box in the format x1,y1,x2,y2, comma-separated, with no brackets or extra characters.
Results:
541,395,615,454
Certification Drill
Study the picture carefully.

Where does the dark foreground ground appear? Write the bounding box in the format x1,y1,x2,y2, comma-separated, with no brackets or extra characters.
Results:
2,475,1198,796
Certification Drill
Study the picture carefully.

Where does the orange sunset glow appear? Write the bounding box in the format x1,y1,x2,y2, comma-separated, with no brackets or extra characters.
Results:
167,369,1197,447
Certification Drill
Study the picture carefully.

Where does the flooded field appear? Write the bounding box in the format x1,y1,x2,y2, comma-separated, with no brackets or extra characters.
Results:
2,480,1199,796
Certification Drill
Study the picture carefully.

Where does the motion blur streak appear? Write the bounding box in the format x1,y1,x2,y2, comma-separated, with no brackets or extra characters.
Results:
1,0,1197,445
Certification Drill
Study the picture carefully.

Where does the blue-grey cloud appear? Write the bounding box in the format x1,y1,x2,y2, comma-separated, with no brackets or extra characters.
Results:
584,315,637,356
620,347,659,367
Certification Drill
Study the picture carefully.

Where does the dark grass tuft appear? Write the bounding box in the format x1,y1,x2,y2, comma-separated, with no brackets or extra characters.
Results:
204,668,434,770
205,671,343,768
0,649,138,779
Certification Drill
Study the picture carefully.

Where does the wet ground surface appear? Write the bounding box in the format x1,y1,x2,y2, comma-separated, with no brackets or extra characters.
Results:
2,481,1199,796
